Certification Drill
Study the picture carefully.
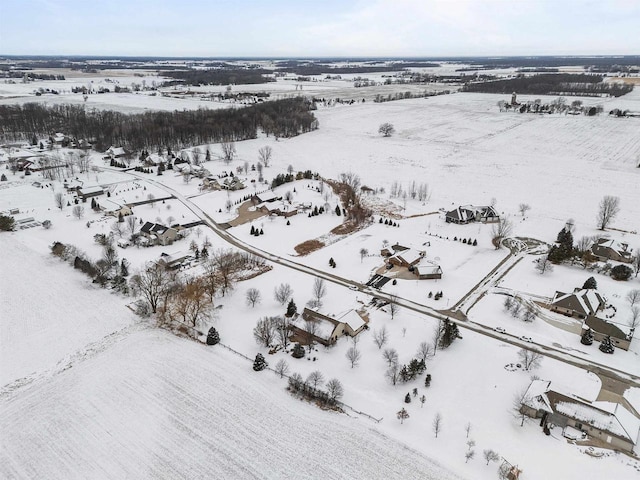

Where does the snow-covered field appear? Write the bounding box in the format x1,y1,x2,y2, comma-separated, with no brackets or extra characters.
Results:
2,83,640,478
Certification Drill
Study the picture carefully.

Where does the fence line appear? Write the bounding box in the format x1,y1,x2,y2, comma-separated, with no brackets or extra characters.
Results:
214,342,383,424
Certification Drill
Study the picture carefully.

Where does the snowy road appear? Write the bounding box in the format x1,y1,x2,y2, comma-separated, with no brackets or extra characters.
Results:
117,170,640,390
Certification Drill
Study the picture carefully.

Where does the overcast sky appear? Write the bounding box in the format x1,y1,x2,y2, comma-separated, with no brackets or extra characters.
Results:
1,0,638,57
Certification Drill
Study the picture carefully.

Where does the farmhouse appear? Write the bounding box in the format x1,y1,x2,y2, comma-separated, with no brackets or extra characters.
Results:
291,307,369,346
520,380,640,455
590,238,633,264
549,288,606,319
140,221,178,246
445,205,499,224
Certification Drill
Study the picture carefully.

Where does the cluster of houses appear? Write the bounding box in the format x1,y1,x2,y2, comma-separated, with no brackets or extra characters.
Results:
549,288,631,350
520,380,640,455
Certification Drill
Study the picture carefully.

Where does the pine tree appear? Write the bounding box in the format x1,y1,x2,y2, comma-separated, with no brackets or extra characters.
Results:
120,259,129,277
438,319,460,348
253,353,268,371
0,174,6,181
598,336,614,354
405,393,412,403
201,247,209,258
582,276,598,290
206,327,220,345
286,299,297,317
292,343,305,358
425,374,432,387
580,328,594,345
250,225,255,235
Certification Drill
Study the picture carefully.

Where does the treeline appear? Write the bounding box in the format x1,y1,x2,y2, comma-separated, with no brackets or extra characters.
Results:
462,74,633,97
278,65,405,76
0,97,317,151
0,71,65,80
161,69,275,86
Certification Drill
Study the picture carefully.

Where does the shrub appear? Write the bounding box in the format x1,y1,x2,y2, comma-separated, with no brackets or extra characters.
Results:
611,264,633,281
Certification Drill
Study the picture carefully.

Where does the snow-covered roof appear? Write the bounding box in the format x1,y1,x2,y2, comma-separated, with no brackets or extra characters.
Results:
390,248,423,265
551,289,605,316
147,153,164,165
100,199,128,212
556,401,640,442
106,146,126,156
255,191,277,202
293,313,336,341
78,185,104,195
523,380,640,444
415,259,442,275
336,309,366,333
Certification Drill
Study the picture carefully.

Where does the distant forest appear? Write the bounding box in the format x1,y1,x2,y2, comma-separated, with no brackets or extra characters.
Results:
462,74,633,97
161,69,275,86
0,98,317,151
278,65,407,76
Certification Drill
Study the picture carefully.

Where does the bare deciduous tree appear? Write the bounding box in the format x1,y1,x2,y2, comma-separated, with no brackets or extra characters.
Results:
303,319,318,351
491,218,513,249
306,370,325,390
312,277,327,306
632,251,640,278
54,192,65,210
130,262,173,313
627,289,640,307
72,205,85,219
432,412,443,438
388,294,400,319
483,449,500,466
275,359,289,378
258,146,272,167
518,203,531,216
596,195,620,230
513,388,532,427
465,422,472,438
274,283,293,305
346,346,361,368
373,326,389,349
210,249,239,296
378,122,395,137
416,341,433,362
246,287,262,307
126,215,137,236
534,254,553,274
629,306,640,335
164,277,213,329
326,378,344,402
383,348,398,367
386,362,400,385
517,348,543,371
253,316,278,347
221,141,236,164
275,315,292,349
359,247,369,263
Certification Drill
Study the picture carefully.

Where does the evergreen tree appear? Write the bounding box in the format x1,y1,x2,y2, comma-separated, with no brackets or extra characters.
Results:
425,374,432,387
598,335,614,354
259,228,264,235
292,343,305,358
286,299,297,317
580,328,594,345
438,318,460,348
253,353,268,371
1,173,7,181
207,327,220,345
405,393,412,403
120,259,129,277
0,214,15,231
201,246,209,258
250,225,255,235
582,276,598,290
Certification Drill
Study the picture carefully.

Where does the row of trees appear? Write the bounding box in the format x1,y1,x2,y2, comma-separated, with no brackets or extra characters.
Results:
463,73,633,97
0,98,317,151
